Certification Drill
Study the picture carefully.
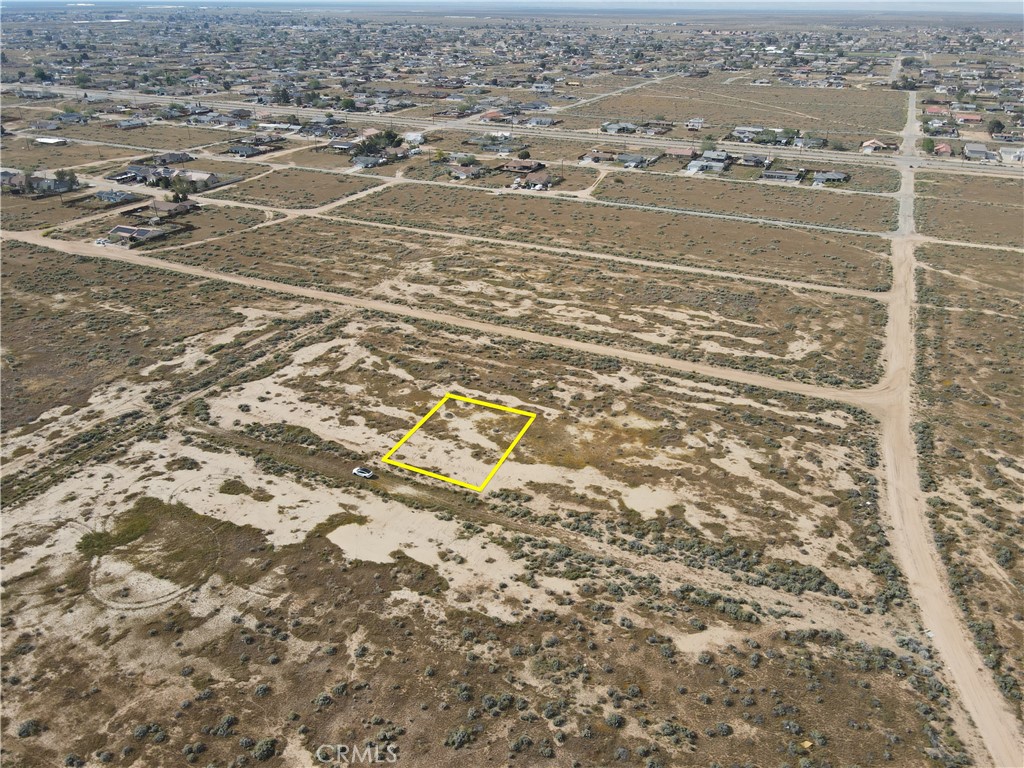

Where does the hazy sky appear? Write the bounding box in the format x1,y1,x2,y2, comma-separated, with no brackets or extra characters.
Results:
3,0,1022,12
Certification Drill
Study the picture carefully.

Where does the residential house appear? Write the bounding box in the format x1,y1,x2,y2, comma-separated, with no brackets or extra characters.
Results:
601,122,639,134
117,118,147,130
34,136,68,147
963,142,997,161
732,125,766,142
153,151,194,165
143,199,199,218
701,150,732,165
761,168,804,182
687,159,728,173
685,118,706,131
55,112,88,125
861,139,897,153
178,170,219,188
739,154,770,167
449,166,481,180
94,190,140,205
580,149,617,163
499,158,545,174
6,172,79,195
225,145,264,158
617,153,649,168
998,147,1024,164
953,112,983,125
324,140,360,153
794,136,826,149
524,170,552,189
107,224,166,246
812,171,849,184
663,147,697,160
932,142,953,157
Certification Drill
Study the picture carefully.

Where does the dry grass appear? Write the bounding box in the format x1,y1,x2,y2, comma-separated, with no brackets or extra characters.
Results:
0,190,105,231
0,136,141,170
915,197,1023,246
336,184,892,290
151,217,886,386
916,173,1024,207
567,82,908,141
593,171,898,231
45,122,247,150
0,241,265,429
205,168,383,209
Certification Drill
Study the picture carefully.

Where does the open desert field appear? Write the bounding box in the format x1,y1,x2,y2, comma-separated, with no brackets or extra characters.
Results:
0,136,141,170
915,242,1024,716
915,172,1024,245
144,217,887,386
0,241,970,766
205,168,384,210
335,184,893,290
592,171,898,232
273,146,375,171
2,10,1023,768
563,81,909,145
0,190,110,231
42,122,248,151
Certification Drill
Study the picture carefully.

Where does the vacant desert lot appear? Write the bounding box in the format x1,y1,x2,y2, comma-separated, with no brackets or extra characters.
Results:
43,122,247,150
336,184,892,290
593,171,898,231
0,240,271,429
917,242,1022,314
917,173,1024,206
915,172,1024,245
0,136,141,170
0,190,106,231
567,81,908,142
915,197,1023,246
273,146,371,171
154,217,886,386
205,168,383,209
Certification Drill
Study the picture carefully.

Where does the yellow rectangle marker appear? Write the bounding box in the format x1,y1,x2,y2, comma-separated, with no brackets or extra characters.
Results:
381,393,537,492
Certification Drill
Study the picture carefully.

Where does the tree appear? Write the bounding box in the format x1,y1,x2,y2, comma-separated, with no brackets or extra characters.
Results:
921,137,935,154
340,97,356,110
20,169,36,194
988,118,1005,135
53,169,78,203
700,135,716,152
74,72,90,87
170,176,191,201
33,66,48,82
517,150,531,159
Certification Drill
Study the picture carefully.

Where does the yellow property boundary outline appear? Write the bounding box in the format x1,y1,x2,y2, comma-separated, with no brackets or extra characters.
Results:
381,393,537,492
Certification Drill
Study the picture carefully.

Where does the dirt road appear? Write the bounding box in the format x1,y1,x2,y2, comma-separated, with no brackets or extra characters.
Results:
872,92,1024,768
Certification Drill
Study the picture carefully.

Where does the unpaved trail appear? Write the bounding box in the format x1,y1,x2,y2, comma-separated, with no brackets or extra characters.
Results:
2,229,868,407
876,92,1024,768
